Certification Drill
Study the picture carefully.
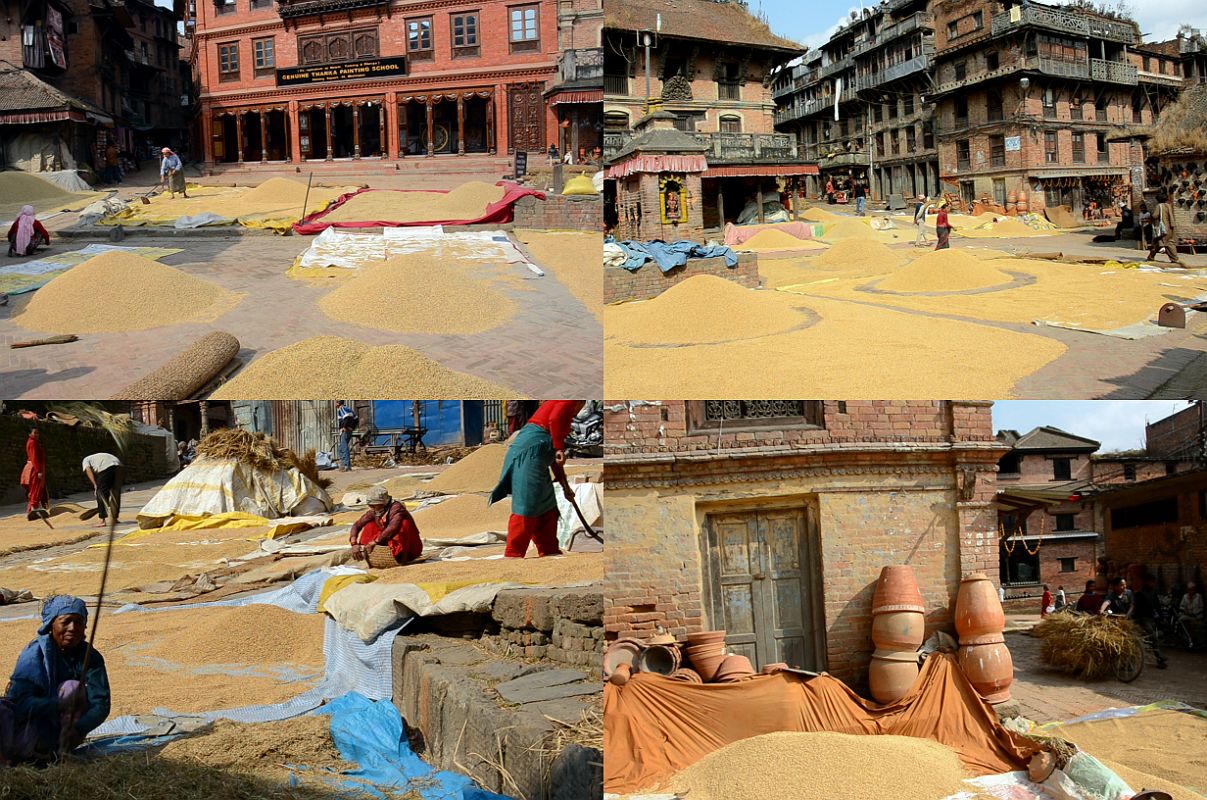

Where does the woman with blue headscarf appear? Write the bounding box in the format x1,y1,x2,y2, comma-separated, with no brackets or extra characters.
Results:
0,595,110,764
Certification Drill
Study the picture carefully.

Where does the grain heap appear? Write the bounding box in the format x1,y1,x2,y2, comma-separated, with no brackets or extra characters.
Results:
14,251,242,333
877,249,1013,293
736,229,828,251
815,238,909,273
0,171,102,220
424,443,510,494
413,494,512,537
321,181,506,224
822,218,879,241
317,253,516,335
211,336,516,398
606,275,806,345
801,207,841,222
374,548,604,584
1046,205,1083,228
516,230,603,320
239,177,327,206
659,732,970,800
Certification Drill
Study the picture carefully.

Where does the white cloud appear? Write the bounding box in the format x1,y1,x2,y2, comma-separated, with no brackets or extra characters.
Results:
993,401,1193,453
1129,0,1207,40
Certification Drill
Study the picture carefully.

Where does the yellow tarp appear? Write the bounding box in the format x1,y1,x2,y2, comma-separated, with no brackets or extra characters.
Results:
318,573,377,613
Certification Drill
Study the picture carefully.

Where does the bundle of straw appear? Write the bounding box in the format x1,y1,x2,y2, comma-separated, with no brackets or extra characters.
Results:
46,402,139,454
194,428,333,489
1033,613,1144,679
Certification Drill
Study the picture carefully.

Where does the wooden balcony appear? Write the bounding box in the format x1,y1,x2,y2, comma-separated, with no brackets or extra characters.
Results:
990,5,1137,44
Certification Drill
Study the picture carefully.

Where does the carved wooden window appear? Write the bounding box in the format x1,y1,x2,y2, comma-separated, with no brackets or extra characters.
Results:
253,37,274,72
719,114,741,133
509,4,539,53
451,11,479,58
687,401,824,433
407,17,432,59
298,29,378,65
218,42,239,80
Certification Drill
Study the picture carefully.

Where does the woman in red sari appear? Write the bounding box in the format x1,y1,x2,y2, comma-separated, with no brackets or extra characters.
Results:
21,429,48,519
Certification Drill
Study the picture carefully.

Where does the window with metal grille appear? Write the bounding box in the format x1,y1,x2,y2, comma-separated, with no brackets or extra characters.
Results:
692,401,823,431
1045,130,1058,162
253,37,273,71
1055,513,1075,531
1059,557,1077,573
407,17,432,53
956,138,970,170
218,42,238,79
509,4,539,52
990,135,1005,167
1123,463,1136,481
451,12,479,54
1071,132,1084,163
719,115,741,133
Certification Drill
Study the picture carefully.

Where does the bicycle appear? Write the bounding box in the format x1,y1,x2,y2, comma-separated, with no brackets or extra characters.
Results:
1102,613,1146,683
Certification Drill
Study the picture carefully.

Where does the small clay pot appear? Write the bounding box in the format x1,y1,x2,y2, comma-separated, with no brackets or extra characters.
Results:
603,639,642,678
713,654,755,682
608,663,632,686
686,630,727,646
1028,751,1057,783
669,668,703,683
637,644,681,675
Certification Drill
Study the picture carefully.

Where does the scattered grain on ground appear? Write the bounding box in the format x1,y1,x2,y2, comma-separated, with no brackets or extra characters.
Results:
424,444,511,494
516,230,603,320
14,252,242,333
413,494,512,537
132,604,326,668
373,547,604,585
110,180,353,227
877,249,1014,293
159,715,351,779
656,731,970,800
605,275,807,345
958,218,1054,238
211,337,516,399
1051,709,1207,794
736,229,828,252
321,181,505,224
317,254,516,335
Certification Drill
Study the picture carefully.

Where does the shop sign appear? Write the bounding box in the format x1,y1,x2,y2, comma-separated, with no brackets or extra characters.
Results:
277,56,406,86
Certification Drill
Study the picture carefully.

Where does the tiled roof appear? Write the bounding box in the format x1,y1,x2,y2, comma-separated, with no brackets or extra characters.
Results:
605,0,803,53
1010,426,1100,453
0,62,101,114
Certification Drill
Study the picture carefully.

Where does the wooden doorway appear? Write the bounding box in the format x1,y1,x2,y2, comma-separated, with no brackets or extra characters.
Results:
507,82,545,154
702,504,825,671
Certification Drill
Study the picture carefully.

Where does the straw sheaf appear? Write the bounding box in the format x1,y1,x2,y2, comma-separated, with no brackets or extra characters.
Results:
194,428,334,490
1033,613,1144,680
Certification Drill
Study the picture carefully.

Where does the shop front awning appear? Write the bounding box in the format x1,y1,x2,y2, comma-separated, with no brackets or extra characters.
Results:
546,89,603,105
702,164,819,178
0,110,72,124
606,154,709,179
1032,168,1128,180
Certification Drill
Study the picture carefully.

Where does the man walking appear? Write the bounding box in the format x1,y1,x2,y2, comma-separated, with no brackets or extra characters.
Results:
81,453,122,526
853,181,867,216
1146,193,1182,265
336,400,356,472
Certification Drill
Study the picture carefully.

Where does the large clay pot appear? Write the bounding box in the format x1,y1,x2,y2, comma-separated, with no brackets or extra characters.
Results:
685,645,726,681
686,630,727,647
669,668,703,683
1017,190,1029,213
714,654,755,682
871,566,925,614
637,644,681,675
871,610,926,651
958,641,1014,703
954,573,1005,644
603,639,642,678
868,649,919,704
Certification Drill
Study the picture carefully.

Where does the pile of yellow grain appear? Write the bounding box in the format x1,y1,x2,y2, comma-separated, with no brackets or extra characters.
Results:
132,604,326,668
657,732,971,800
414,494,512,537
606,275,806,345
240,177,327,206
317,253,516,335
14,252,242,333
821,218,881,241
322,181,505,224
815,238,909,273
801,207,841,222
425,443,511,494
210,336,516,399
516,230,603,320
877,249,1013,293
737,229,828,252
374,548,604,584
1046,205,1083,228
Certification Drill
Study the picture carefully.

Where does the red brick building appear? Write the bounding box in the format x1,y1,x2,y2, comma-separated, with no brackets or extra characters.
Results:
188,0,565,166
602,400,1002,685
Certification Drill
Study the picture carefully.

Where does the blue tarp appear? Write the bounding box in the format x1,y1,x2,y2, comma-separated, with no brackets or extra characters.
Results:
607,237,739,273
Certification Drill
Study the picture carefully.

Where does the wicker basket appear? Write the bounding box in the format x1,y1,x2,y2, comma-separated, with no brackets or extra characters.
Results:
366,547,401,570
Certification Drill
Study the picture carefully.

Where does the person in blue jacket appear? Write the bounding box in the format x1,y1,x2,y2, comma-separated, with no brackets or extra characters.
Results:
0,595,110,764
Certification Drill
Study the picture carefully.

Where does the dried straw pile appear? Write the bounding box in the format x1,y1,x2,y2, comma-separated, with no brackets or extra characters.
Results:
1033,613,1144,679
196,428,333,490
1149,84,1207,155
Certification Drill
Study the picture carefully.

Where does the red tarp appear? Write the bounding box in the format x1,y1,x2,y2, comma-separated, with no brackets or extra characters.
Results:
702,164,820,178
292,181,546,235
604,653,1042,794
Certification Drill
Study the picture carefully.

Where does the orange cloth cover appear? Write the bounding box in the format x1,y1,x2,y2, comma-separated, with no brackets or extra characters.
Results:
603,653,1041,794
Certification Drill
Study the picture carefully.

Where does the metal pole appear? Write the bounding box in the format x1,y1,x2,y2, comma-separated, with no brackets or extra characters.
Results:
299,171,314,223
644,34,652,106
867,103,875,202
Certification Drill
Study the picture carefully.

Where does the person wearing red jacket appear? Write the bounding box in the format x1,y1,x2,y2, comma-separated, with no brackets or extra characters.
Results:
348,486,422,568
7,206,50,257
490,400,585,558
20,428,49,519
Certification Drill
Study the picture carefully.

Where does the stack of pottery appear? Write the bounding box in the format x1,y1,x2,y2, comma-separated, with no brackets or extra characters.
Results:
954,572,1013,703
637,644,681,676
669,667,703,683
868,565,925,704
713,654,755,682
684,631,727,681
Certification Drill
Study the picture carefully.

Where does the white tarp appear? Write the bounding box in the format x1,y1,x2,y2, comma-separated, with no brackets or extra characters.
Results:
324,580,525,641
296,226,537,272
556,480,602,549
136,458,333,529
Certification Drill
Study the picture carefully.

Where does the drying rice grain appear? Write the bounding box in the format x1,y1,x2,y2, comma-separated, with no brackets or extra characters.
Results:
516,230,603,320
210,336,516,399
801,207,841,222
425,443,511,494
240,177,330,206
0,172,103,222
131,604,326,668
15,252,242,333
321,181,505,224
606,275,807,345
821,218,878,240
958,218,1053,238
814,238,909,273
413,494,512,537
736,229,828,251
877,249,1013,293
373,547,604,584
1046,205,1083,229
318,254,516,334
1051,709,1207,793
657,731,970,800
160,715,350,777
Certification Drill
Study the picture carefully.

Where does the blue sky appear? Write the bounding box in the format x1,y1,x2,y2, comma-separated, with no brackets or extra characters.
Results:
753,0,1206,49
992,401,1193,452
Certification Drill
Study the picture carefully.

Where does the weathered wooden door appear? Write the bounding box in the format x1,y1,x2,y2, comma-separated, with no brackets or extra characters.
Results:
705,506,823,671
508,83,545,153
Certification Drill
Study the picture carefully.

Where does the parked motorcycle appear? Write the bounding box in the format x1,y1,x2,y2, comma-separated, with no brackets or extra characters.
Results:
565,401,603,458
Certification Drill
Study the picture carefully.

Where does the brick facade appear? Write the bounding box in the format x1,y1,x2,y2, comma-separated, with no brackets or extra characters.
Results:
1096,472,1206,591
603,252,759,303
602,400,1003,686
511,193,601,230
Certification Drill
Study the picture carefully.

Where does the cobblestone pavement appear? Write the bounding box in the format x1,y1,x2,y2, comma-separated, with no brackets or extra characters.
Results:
1006,628,1207,724
0,231,602,398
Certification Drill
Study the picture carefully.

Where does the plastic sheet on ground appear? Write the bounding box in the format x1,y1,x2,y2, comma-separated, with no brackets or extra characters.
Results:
556,482,602,550
294,225,534,272
321,692,511,800
173,211,232,229
609,238,739,272
293,182,545,234
0,243,182,295
323,579,532,641
722,221,824,246
136,459,333,529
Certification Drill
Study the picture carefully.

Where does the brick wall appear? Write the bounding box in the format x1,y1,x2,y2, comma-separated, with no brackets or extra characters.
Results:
997,452,1093,484
603,253,759,303
613,172,705,242
512,194,602,230
0,417,170,505
479,586,603,676
602,400,1005,686
1100,477,1206,590
1146,404,1202,458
